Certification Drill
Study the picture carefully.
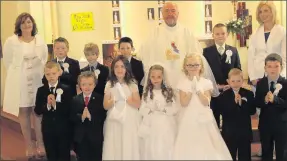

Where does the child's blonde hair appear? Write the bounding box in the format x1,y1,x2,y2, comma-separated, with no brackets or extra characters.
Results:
228,68,243,79
44,61,61,72
77,71,98,85
182,53,205,76
54,37,69,49
84,43,99,56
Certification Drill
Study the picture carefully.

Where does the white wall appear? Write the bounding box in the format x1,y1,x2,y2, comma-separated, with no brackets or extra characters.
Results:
56,1,113,60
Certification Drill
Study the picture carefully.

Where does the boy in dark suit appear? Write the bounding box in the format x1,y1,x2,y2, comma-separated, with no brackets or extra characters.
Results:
255,53,287,161
34,61,72,161
219,68,256,161
118,37,144,97
70,71,107,161
203,23,241,127
80,43,109,95
43,37,81,97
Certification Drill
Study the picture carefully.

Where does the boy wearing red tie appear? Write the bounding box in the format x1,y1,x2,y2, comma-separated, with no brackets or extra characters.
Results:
70,71,107,161
34,61,72,161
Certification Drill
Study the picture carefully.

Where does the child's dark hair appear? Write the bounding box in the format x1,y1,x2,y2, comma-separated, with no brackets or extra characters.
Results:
77,71,98,85
109,55,135,87
118,37,134,48
54,37,69,49
143,64,174,103
265,53,282,66
212,23,227,33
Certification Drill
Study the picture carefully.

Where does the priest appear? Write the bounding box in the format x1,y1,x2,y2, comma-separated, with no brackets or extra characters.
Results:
138,1,202,88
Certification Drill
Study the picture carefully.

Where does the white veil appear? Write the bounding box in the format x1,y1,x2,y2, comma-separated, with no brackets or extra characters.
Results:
184,53,220,97
141,62,172,95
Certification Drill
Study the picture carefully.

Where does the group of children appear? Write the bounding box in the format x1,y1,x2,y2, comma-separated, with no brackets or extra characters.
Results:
33,23,287,161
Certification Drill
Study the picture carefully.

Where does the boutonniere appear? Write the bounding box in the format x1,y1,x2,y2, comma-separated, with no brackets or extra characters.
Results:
241,97,247,102
171,41,179,54
94,69,101,78
225,50,233,64
56,88,63,102
63,63,70,73
273,83,282,96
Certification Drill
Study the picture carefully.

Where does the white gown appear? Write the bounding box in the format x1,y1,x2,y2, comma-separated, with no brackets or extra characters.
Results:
139,89,178,160
138,23,202,88
102,81,140,160
173,77,232,160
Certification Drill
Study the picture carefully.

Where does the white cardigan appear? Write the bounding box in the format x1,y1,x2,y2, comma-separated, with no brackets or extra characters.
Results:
247,24,286,81
3,34,48,116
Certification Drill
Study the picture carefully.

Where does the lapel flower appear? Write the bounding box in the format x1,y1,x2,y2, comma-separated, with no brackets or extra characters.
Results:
225,50,233,64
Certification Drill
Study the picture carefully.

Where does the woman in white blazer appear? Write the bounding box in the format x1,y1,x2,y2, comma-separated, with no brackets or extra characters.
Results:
247,1,286,158
248,1,286,86
3,13,48,158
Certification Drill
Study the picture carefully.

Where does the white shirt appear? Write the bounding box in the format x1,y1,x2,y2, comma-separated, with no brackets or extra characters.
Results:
47,81,58,111
127,56,132,62
56,57,67,63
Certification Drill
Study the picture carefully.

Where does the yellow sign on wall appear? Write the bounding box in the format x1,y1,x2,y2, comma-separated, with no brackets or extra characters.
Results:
71,12,94,31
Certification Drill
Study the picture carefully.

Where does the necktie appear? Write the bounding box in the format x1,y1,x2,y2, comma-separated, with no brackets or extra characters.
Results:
270,81,275,93
84,96,89,107
58,61,64,66
218,46,224,55
50,87,55,94
49,87,55,110
90,66,95,71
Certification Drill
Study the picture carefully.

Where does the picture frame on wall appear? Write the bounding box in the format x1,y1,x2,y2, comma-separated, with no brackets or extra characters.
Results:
205,4,212,17
113,27,121,40
158,7,163,20
102,40,119,68
147,8,155,20
112,0,119,8
113,11,120,24
205,21,212,34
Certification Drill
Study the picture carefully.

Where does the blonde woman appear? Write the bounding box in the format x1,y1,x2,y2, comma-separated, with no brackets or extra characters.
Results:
3,13,48,158
248,1,286,85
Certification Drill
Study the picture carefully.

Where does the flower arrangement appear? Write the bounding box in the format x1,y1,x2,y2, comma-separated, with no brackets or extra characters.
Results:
225,18,245,36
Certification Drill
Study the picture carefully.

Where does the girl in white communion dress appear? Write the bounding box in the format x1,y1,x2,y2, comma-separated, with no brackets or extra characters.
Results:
139,63,178,160
173,54,232,160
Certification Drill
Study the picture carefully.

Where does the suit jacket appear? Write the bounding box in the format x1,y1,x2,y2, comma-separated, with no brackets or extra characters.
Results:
34,83,72,135
203,44,241,85
80,62,109,95
255,76,287,130
70,92,106,143
42,57,81,96
130,57,144,96
219,88,255,139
